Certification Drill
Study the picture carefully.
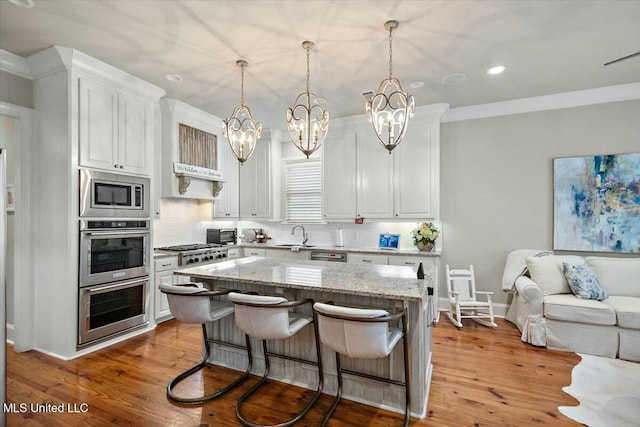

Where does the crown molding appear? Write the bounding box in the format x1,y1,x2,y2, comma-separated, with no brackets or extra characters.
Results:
442,82,640,123
0,49,32,79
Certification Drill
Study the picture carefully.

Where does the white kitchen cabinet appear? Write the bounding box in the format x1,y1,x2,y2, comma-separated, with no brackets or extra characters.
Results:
227,247,241,259
214,137,239,218
239,130,281,220
356,132,394,218
154,256,178,322
348,253,388,265
243,248,266,257
393,123,439,218
323,130,357,219
79,77,152,175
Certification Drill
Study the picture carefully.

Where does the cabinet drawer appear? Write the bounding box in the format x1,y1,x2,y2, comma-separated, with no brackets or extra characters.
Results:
227,248,241,259
388,256,435,268
348,253,388,265
244,248,266,257
154,256,178,272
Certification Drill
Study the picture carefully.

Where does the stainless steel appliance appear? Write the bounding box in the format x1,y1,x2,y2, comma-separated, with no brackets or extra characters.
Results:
310,250,348,262
78,277,148,347
79,169,150,218
79,219,150,287
206,228,237,246
155,243,229,266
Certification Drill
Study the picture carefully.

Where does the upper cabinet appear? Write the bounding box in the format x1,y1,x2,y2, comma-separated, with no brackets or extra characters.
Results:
214,137,240,218
323,130,357,219
239,129,281,220
323,106,446,221
79,77,153,175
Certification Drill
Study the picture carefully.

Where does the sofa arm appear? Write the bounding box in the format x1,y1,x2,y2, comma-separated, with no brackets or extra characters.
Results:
514,276,544,316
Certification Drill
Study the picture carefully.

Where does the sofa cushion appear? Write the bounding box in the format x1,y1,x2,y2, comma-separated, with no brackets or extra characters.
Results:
562,262,608,300
602,296,640,329
544,294,616,325
586,257,640,297
526,255,585,295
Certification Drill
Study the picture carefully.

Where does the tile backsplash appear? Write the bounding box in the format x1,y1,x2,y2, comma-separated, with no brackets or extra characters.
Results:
153,198,441,250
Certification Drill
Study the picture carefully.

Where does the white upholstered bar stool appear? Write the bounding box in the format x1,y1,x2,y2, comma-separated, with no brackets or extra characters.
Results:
160,283,252,404
313,302,411,427
227,292,324,427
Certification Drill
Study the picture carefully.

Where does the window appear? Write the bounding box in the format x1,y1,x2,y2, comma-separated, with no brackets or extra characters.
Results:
284,159,322,222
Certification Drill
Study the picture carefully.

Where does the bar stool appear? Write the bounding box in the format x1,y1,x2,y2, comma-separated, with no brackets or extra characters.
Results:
160,282,252,404
227,292,324,427
313,302,411,427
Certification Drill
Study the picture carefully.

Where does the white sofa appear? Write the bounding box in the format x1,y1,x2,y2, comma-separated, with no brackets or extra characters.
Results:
503,250,640,362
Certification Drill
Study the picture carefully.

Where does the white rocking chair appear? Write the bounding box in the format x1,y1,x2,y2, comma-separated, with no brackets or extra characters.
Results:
445,264,497,328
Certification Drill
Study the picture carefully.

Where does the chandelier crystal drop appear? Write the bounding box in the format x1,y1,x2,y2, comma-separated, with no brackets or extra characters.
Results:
366,20,415,153
223,60,263,164
286,41,329,159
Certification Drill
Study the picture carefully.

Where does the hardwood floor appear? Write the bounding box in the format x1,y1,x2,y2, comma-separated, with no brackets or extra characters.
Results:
6,317,581,426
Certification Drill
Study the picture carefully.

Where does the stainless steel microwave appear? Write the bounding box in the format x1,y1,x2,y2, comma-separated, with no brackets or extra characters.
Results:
80,169,150,218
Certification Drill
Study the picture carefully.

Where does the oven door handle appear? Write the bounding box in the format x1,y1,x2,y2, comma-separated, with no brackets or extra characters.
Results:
81,230,150,237
85,278,147,293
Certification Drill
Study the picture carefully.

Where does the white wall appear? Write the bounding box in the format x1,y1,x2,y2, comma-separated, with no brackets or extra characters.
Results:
1,115,15,327
440,99,640,303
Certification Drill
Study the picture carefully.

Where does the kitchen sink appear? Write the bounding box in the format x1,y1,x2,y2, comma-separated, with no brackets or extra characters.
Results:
275,244,315,248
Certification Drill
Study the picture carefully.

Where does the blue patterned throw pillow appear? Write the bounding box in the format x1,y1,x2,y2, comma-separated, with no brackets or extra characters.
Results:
562,262,608,300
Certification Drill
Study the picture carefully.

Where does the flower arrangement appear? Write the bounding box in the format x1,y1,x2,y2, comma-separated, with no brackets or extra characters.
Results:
412,222,439,251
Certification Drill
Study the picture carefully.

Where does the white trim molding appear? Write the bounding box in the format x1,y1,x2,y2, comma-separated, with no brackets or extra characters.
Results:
0,49,31,79
442,82,640,123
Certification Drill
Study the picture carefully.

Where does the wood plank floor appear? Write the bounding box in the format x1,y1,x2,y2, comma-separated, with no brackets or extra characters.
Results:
5,317,581,426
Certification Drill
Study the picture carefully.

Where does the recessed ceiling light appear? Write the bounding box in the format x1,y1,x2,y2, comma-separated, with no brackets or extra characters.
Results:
442,73,466,85
409,81,425,89
8,0,34,7
487,65,506,75
164,73,183,83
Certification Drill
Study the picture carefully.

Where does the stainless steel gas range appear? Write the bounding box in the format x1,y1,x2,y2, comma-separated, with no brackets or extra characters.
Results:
155,243,230,266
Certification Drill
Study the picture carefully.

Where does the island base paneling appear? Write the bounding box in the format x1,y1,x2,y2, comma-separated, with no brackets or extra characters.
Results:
197,278,432,418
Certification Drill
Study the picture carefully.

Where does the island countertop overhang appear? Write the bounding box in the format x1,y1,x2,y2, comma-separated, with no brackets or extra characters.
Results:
174,256,432,301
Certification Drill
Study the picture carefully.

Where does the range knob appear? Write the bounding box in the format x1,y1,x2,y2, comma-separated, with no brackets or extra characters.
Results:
187,259,194,264
194,257,199,263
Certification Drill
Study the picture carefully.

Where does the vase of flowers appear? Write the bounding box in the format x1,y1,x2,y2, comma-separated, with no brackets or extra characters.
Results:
412,222,439,252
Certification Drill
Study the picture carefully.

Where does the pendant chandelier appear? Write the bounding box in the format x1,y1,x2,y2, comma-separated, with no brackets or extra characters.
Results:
286,40,329,159
366,20,415,153
222,60,263,164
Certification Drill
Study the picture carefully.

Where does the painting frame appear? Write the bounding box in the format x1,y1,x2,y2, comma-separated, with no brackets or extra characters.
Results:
553,152,640,253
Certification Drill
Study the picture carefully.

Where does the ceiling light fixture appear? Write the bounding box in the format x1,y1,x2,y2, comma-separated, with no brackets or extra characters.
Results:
164,73,183,83
487,65,506,75
222,60,263,164
286,40,329,159
366,20,415,154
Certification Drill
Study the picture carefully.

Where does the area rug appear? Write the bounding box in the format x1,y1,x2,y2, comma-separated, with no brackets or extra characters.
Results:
559,353,640,427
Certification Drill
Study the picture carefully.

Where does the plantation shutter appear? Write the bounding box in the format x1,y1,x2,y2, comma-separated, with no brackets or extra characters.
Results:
285,160,322,222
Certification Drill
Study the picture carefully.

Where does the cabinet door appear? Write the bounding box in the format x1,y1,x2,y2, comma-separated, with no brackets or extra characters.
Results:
356,132,393,218
348,253,388,265
215,137,240,218
155,270,174,321
323,131,356,219
119,92,151,175
394,123,439,218
239,139,270,218
79,78,118,170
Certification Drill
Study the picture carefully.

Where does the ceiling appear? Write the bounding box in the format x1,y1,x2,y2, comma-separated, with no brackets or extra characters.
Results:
1,0,639,130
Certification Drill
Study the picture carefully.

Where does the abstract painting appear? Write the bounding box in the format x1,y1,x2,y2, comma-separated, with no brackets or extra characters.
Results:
554,153,640,253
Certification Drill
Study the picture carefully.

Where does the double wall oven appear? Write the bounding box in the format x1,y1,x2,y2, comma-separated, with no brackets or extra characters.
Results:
78,169,151,348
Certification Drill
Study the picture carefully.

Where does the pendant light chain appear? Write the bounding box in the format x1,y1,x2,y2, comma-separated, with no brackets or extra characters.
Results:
388,25,393,79
306,44,311,96
240,62,245,105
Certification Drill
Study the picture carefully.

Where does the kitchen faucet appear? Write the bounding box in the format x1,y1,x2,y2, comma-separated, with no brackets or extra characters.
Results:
291,225,308,246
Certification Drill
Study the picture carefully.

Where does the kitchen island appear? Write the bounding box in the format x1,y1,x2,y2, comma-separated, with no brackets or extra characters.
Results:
175,256,435,418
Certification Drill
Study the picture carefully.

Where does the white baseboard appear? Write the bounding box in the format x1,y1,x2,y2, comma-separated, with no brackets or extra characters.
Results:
6,323,15,345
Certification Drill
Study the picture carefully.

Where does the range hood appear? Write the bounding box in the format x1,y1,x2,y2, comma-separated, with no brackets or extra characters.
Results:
160,99,226,200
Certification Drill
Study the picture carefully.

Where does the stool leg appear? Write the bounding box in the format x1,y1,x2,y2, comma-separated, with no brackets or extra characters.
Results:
167,324,253,404
401,313,411,427
321,352,343,427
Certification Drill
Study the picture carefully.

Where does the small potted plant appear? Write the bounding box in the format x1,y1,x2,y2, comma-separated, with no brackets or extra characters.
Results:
411,222,439,251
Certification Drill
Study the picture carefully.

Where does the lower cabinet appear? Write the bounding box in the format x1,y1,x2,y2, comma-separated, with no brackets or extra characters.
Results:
243,248,266,257
348,253,388,265
227,247,241,259
265,249,310,260
153,255,190,323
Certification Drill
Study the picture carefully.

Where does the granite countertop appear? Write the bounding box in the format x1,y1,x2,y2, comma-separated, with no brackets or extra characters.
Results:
240,242,441,257
174,256,432,301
